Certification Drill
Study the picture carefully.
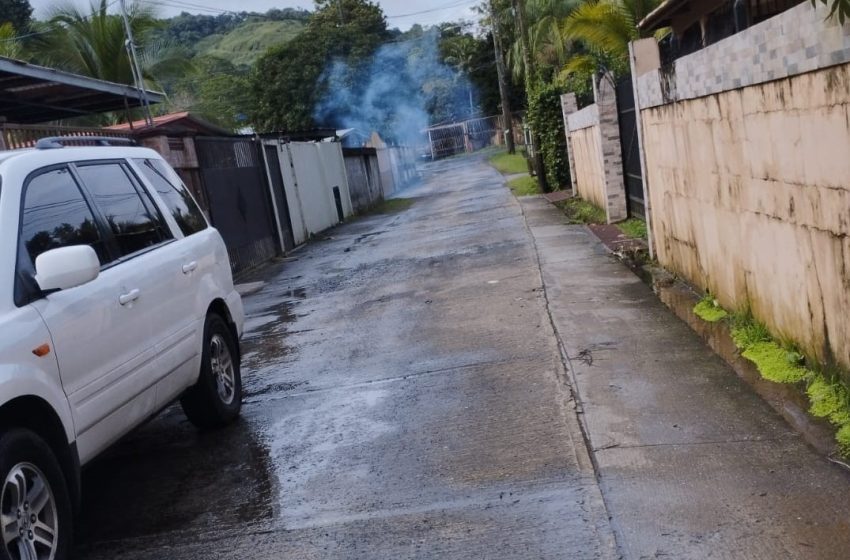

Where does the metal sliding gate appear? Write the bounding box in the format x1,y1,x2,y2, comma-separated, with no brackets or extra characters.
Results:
615,75,645,218
195,136,280,273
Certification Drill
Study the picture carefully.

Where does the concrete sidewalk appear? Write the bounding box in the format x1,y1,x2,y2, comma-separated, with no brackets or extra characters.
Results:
518,195,850,559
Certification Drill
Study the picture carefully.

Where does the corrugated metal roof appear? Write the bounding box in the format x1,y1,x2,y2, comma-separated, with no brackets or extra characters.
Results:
0,56,164,124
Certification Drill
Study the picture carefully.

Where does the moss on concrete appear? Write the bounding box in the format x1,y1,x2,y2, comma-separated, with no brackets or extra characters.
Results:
807,377,850,424
690,296,850,456
836,424,850,455
693,296,728,322
742,341,809,384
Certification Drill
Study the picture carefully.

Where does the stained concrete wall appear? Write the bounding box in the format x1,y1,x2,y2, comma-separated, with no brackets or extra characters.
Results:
569,125,607,212
641,64,850,370
275,141,354,246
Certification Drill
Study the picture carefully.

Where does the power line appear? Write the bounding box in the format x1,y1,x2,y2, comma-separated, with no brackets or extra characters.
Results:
141,0,237,16
386,0,479,19
0,0,121,44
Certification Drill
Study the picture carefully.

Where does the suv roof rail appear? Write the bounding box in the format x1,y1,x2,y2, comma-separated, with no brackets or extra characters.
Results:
35,136,137,150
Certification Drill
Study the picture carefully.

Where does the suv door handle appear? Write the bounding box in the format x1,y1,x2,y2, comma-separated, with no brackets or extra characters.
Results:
182,261,198,274
119,289,140,306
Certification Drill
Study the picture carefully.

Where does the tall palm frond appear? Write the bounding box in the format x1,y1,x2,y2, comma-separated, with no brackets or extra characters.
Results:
560,0,661,75
558,52,597,79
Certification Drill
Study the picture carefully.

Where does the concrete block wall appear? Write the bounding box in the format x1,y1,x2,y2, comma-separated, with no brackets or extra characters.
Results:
637,2,850,109
561,73,629,223
631,4,850,372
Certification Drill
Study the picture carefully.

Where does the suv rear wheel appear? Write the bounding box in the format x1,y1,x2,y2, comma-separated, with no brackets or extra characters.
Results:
0,429,71,560
180,313,242,429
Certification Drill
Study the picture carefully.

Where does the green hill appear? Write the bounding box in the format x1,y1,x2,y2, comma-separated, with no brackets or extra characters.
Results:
194,20,306,68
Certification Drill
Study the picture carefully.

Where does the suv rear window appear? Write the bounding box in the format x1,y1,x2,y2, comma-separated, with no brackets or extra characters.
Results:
20,167,109,265
75,163,171,257
134,158,207,237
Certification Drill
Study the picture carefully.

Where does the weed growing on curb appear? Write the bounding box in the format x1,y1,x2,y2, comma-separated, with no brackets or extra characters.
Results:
559,197,606,224
693,301,850,456
617,218,648,239
693,295,728,322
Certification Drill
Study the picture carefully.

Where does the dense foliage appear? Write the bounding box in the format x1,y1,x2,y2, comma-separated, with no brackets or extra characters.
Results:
525,81,569,189
151,9,310,48
250,0,389,132
0,0,32,32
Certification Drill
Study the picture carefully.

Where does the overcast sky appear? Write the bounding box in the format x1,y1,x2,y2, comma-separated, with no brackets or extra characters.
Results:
28,0,480,30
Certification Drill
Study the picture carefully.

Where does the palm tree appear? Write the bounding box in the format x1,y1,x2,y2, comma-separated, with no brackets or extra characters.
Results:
504,0,580,81
32,0,189,90
560,0,662,77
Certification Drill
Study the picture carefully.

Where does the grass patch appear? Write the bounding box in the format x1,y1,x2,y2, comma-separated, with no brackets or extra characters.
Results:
693,296,728,322
560,197,606,224
488,150,529,175
366,197,416,215
730,313,772,349
617,218,648,239
508,175,541,196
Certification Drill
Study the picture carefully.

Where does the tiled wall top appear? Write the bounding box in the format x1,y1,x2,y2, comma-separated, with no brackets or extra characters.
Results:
567,103,599,131
637,2,850,108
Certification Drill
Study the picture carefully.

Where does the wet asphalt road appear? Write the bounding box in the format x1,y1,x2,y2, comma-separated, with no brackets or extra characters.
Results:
73,157,616,559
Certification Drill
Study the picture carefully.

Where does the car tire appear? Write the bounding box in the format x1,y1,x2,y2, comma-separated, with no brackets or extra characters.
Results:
0,428,72,560
180,313,242,429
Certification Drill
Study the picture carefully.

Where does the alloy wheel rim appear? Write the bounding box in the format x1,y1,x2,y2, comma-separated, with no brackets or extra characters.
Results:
1,462,58,560
210,333,236,405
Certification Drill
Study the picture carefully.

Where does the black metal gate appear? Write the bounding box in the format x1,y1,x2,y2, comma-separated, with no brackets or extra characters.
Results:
196,137,279,273
615,75,645,218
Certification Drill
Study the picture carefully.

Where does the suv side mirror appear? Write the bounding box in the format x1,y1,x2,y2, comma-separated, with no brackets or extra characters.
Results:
35,246,100,292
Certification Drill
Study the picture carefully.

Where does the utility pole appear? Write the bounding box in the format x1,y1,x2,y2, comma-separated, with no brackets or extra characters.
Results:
489,0,515,154
512,0,548,191
119,0,153,126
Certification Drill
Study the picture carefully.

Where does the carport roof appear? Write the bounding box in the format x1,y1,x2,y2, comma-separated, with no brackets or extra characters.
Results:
0,56,165,124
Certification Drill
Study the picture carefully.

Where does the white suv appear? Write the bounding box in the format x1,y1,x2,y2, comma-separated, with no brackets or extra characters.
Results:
0,138,245,560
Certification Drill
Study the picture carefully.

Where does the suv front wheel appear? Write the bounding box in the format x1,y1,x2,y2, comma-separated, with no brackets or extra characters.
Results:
180,313,242,429
0,429,71,560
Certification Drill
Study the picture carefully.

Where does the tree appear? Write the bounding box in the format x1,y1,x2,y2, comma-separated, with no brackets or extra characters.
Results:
169,56,251,130
32,0,190,90
249,0,389,132
0,0,32,33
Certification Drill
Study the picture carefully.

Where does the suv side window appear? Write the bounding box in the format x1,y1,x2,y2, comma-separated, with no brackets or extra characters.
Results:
75,163,172,257
20,167,109,265
134,158,207,237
